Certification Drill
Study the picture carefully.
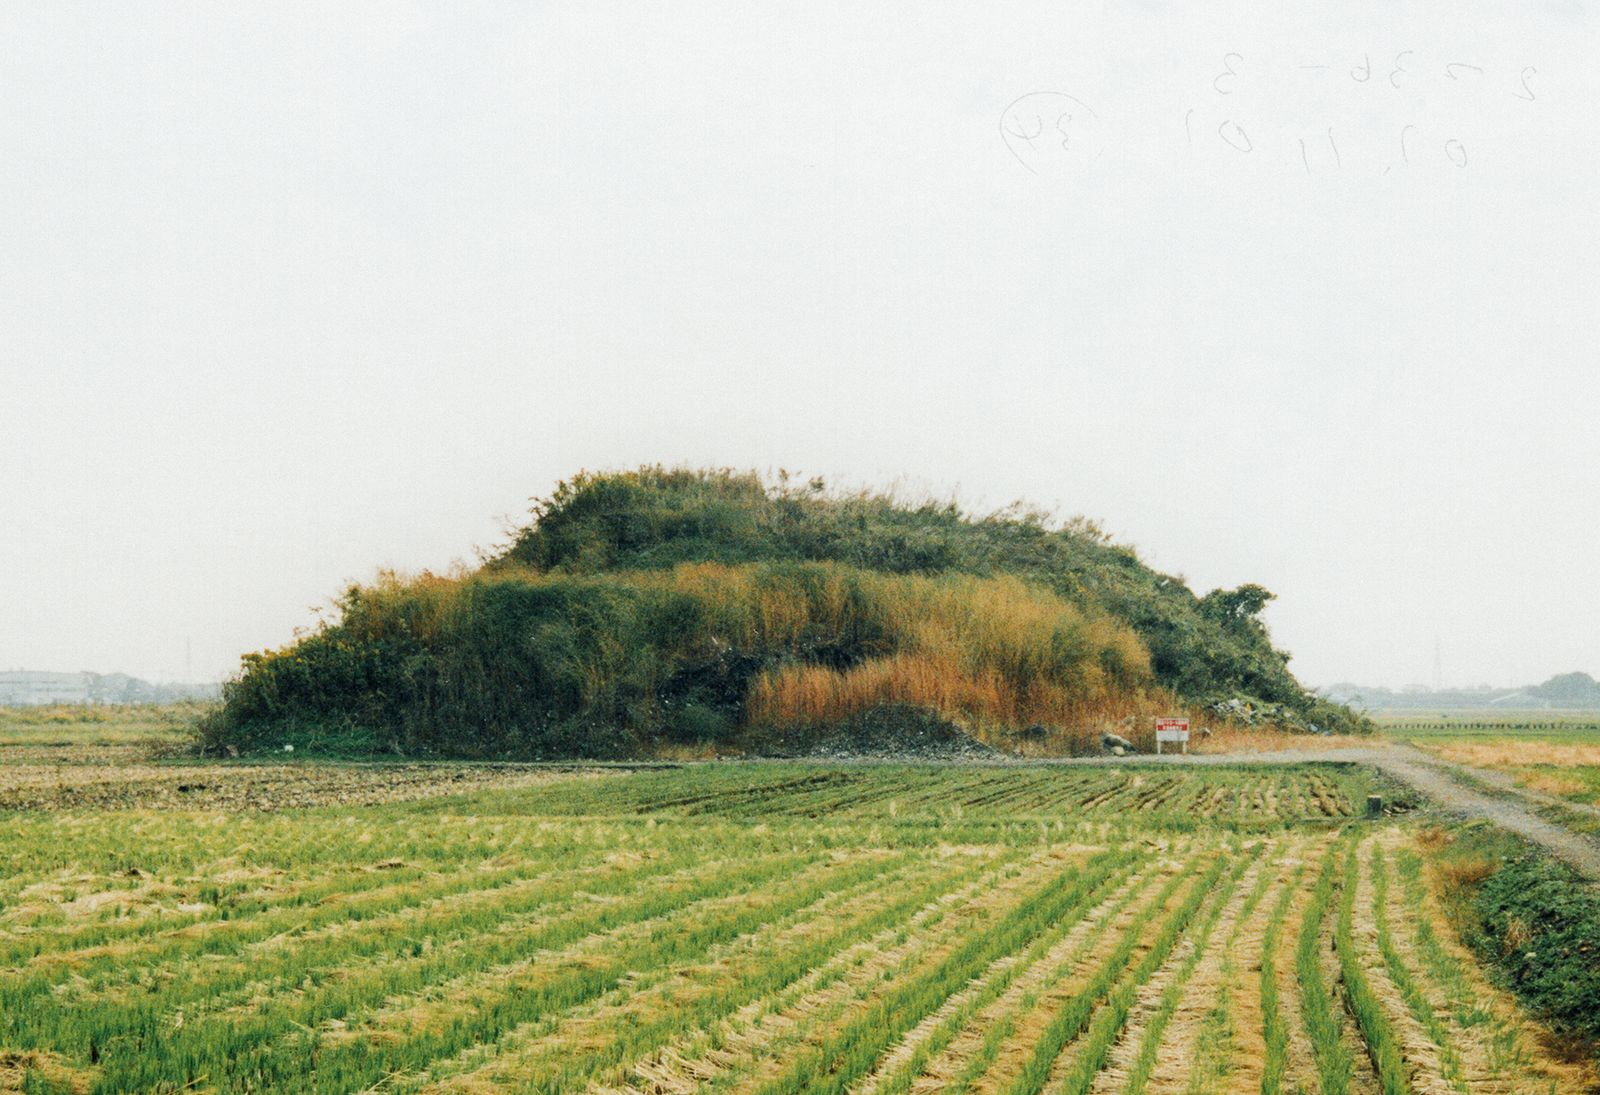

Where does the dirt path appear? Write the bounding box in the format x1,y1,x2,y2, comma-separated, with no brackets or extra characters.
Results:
1439,761,1600,822
1043,745,1600,881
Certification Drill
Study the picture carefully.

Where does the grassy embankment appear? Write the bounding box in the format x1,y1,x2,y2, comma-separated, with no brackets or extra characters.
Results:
1422,822,1600,1059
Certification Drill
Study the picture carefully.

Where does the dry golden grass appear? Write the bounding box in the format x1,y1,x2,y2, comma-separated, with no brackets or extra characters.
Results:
723,570,1357,756
648,741,725,761
673,567,1147,672
721,563,1175,753
745,653,1164,753
0,1049,91,1094
1517,771,1591,797
1499,914,1533,956
1428,741,1600,769
1435,855,1498,891
653,563,1152,690
512,560,1180,755
1191,728,1375,755
1414,825,1452,851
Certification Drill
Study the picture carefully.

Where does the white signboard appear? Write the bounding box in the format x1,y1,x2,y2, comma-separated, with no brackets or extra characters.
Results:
1155,717,1190,754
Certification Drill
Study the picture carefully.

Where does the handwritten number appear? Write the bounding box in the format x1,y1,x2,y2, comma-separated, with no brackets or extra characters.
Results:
1213,53,1242,95
999,92,1100,174
1515,66,1538,101
1056,113,1073,151
1001,50,1534,175
1389,51,1412,89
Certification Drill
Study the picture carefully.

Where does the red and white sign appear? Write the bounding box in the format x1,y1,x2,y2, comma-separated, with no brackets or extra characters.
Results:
1155,717,1190,742
1155,717,1190,752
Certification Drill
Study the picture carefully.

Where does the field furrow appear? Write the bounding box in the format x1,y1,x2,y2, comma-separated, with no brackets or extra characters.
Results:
931,852,1202,1095
1175,856,1288,1094
1036,858,1248,1095
695,852,1132,1095
864,849,1171,1095
91,848,845,1092
1356,837,1460,1094
427,843,1037,1092
611,854,1048,1094
1083,839,1272,1094
5,761,1595,1095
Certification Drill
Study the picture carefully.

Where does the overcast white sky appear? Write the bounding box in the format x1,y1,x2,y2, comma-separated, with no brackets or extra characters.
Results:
2,1,1595,689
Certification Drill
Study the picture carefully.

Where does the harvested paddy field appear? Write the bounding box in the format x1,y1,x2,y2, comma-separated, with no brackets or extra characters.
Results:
3,760,1594,1094
0,751,609,812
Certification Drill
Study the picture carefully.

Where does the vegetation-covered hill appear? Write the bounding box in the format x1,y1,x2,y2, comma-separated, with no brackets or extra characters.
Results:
203,468,1366,757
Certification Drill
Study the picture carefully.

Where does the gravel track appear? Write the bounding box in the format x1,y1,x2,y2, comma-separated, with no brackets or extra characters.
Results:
1039,745,1600,880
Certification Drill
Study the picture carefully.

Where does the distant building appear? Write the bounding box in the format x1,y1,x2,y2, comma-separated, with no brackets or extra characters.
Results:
1487,690,1552,709
0,670,219,706
0,670,91,705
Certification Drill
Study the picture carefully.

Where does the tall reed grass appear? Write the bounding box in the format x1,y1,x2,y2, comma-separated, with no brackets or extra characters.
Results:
205,561,1162,758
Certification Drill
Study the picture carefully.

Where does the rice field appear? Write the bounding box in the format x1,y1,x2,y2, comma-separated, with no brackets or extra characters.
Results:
1,762,1592,1094
0,705,201,748
1377,712,1600,743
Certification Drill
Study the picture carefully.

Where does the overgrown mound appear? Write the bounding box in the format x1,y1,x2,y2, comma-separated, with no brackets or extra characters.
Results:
203,467,1366,757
